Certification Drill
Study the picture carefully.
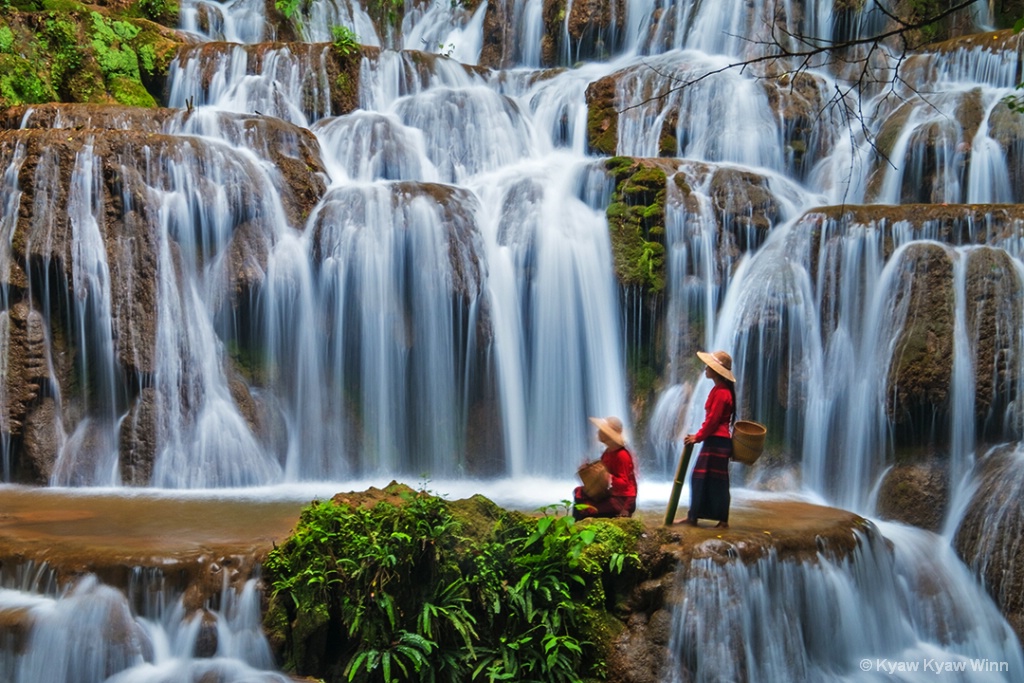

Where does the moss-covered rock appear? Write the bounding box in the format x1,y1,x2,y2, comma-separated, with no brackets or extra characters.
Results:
604,157,673,293
585,74,618,156
0,8,185,110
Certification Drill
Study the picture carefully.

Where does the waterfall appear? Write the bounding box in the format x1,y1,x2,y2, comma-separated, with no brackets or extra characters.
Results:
0,569,287,683
668,523,1023,682
5,0,1024,679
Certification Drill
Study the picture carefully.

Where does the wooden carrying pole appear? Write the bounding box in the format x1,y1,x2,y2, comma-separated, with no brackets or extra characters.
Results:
664,442,694,526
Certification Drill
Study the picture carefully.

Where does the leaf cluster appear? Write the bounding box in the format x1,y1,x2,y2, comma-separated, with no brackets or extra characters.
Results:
331,25,360,59
263,491,641,683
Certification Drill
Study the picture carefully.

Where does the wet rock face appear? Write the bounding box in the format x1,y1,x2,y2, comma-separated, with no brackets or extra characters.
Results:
875,461,949,531
0,303,50,439
119,388,157,487
804,206,1024,454
585,75,618,156
0,106,330,484
762,71,831,178
566,0,626,61
965,247,1024,438
886,242,954,443
953,445,1024,644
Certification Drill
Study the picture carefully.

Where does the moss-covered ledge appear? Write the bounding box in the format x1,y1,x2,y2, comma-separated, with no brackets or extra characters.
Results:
604,156,683,294
0,5,184,109
262,482,866,683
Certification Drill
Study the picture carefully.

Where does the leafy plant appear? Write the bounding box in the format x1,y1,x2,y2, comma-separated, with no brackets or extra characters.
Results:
331,25,359,58
136,0,178,23
275,0,302,20
264,487,642,683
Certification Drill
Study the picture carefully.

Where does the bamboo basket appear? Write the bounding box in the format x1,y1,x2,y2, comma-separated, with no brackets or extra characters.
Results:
577,461,611,500
732,421,767,465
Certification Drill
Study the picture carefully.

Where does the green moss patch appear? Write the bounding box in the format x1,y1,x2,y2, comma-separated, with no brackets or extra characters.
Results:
604,157,670,292
0,8,183,109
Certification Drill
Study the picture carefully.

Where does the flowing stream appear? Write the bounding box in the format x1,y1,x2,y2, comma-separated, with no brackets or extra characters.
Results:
2,0,1024,680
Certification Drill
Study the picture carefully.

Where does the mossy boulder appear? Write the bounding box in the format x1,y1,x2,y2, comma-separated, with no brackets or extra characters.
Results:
263,485,869,683
604,156,674,293
0,9,185,109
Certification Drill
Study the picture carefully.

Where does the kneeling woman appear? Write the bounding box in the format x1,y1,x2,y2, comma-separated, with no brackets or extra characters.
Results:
682,350,735,528
572,416,637,520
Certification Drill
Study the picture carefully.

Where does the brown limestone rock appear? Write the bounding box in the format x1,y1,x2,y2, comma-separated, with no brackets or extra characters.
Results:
866,88,984,203
875,461,949,531
541,0,567,65
886,242,954,442
707,165,780,238
965,247,1024,437
567,0,625,60
119,387,158,487
953,445,1024,644
1,302,50,439
20,397,61,484
0,121,325,384
1,104,176,132
761,71,830,175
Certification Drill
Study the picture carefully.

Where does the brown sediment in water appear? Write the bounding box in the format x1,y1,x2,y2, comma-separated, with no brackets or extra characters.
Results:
0,486,307,608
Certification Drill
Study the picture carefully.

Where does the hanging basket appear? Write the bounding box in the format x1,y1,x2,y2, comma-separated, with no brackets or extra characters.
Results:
732,420,767,465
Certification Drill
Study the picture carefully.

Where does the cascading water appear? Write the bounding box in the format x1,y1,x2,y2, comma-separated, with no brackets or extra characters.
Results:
0,567,288,683
668,522,1023,682
4,0,1024,679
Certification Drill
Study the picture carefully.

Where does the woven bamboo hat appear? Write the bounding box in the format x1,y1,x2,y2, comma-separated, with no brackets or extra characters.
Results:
697,350,736,383
589,416,625,447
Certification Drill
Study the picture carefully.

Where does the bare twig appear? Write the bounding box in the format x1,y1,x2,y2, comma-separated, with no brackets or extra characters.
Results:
618,0,980,114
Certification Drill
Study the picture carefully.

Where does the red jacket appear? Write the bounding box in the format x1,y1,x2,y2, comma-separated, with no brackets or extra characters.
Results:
693,385,734,442
601,446,637,497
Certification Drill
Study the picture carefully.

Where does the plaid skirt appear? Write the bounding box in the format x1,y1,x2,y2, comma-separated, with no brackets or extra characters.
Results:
687,435,731,523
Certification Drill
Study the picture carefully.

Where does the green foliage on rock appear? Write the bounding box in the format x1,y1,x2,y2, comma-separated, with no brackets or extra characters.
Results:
331,25,360,57
604,157,669,293
0,7,180,109
263,484,642,683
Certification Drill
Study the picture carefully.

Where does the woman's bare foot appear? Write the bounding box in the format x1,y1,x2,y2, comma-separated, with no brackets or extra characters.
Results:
675,518,699,527
715,521,729,529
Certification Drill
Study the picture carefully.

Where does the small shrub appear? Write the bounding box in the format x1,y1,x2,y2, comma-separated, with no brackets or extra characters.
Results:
331,25,359,58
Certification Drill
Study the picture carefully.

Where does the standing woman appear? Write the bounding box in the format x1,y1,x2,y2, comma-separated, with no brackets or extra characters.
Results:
682,350,736,528
572,416,638,520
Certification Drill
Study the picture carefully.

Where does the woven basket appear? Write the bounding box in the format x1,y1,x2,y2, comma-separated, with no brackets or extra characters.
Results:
732,420,767,465
577,460,611,500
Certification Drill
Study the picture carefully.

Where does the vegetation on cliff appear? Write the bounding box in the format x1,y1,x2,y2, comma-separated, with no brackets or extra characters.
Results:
262,482,648,683
0,2,181,109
